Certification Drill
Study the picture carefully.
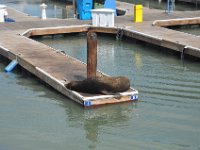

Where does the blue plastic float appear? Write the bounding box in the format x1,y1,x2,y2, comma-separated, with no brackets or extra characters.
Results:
4,60,18,72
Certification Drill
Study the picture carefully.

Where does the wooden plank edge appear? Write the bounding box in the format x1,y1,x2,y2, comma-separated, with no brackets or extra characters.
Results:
21,25,90,37
82,89,138,101
123,28,188,53
152,17,200,27
21,26,118,38
123,28,163,46
83,94,138,107
184,46,200,57
88,26,118,34
0,45,21,60
161,39,185,52
0,45,10,58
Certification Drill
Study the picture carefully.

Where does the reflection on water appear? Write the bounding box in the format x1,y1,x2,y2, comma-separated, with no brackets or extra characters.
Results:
168,25,200,36
66,101,137,149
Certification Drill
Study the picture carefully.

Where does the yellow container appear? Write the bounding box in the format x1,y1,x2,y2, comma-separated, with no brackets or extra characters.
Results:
134,5,143,23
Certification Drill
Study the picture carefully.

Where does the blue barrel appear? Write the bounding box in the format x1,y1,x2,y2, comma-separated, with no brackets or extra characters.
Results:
104,0,116,16
4,60,18,72
76,0,93,20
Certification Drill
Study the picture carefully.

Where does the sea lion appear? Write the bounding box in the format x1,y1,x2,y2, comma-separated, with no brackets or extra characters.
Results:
65,76,130,95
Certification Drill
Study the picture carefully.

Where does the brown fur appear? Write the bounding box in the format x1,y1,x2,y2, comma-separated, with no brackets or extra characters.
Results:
65,76,130,94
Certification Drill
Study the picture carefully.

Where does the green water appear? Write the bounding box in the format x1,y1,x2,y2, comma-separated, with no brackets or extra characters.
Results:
168,25,200,36
1,34,200,150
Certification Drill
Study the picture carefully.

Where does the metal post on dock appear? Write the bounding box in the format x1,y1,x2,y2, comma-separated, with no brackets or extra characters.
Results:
87,32,97,79
72,0,77,18
40,3,47,19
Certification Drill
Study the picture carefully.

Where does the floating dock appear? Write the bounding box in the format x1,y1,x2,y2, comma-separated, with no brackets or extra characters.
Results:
1,2,200,107
0,24,138,107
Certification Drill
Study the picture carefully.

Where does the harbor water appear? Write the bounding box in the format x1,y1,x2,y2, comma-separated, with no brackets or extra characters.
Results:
168,25,200,36
1,33,200,150
0,0,200,150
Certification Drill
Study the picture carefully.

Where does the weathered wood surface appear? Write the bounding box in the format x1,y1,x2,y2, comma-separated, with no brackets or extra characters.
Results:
153,17,200,26
0,32,138,106
122,24,200,57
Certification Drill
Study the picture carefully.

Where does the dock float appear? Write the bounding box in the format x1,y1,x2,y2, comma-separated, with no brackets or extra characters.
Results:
0,26,138,107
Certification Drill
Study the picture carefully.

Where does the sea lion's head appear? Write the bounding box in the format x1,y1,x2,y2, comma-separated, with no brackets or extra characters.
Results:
65,81,79,90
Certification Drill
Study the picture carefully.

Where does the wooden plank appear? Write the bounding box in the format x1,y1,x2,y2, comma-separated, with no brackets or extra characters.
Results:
84,95,137,107
153,17,200,27
123,28,163,46
23,25,89,37
88,27,118,34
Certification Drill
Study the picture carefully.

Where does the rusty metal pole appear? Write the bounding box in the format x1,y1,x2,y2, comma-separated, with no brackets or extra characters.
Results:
87,31,97,78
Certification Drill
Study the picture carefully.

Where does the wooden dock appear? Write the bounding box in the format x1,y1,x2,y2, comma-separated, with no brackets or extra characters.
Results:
1,2,200,106
115,2,200,57
0,26,138,107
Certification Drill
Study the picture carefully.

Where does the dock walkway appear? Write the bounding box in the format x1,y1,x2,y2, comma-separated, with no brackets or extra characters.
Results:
116,2,200,57
0,2,200,106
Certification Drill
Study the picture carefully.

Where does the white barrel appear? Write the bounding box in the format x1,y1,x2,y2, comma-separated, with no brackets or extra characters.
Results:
91,8,115,27
0,5,7,22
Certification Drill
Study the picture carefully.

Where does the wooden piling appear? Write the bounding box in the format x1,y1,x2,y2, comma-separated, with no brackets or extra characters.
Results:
87,31,97,78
